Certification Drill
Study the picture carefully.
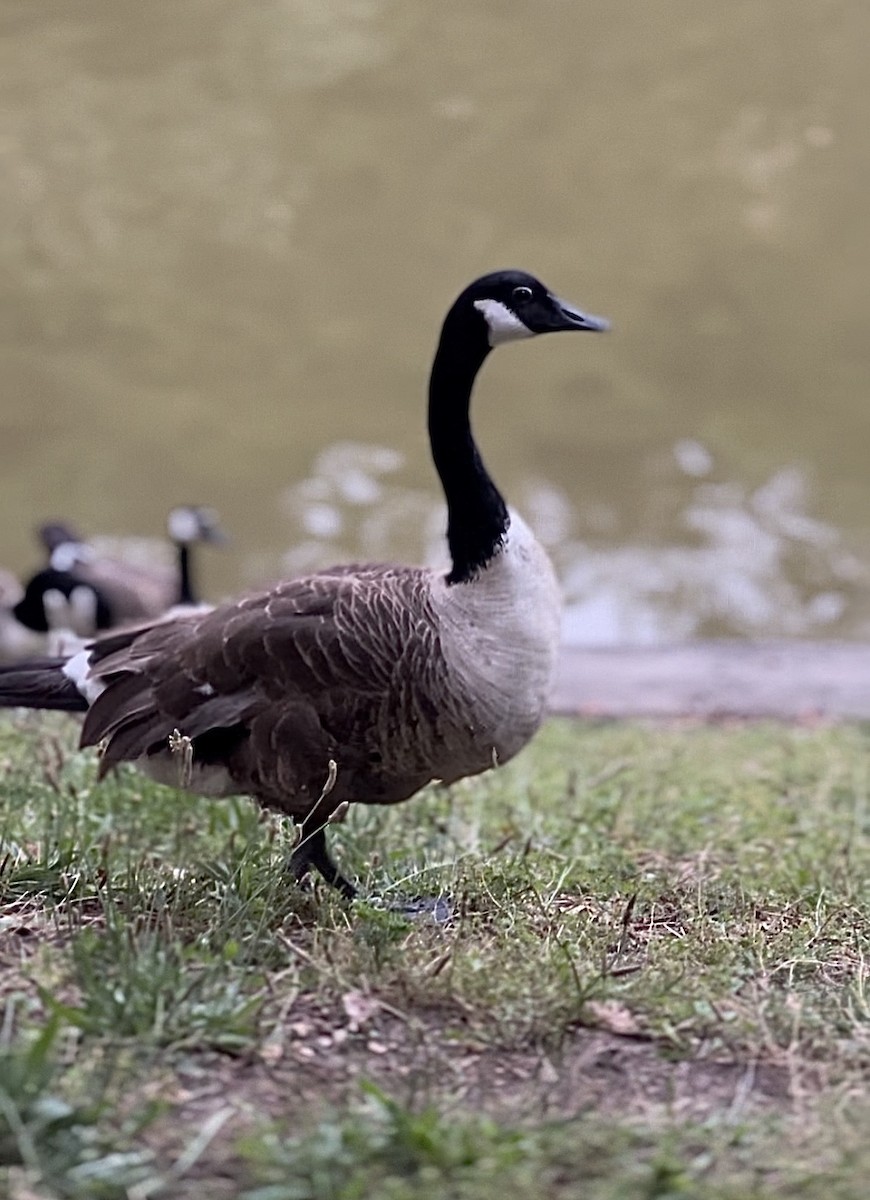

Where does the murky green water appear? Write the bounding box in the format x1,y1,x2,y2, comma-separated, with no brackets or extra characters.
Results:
2,0,869,643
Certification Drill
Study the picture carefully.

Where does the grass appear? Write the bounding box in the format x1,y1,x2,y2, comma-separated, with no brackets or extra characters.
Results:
0,711,868,1197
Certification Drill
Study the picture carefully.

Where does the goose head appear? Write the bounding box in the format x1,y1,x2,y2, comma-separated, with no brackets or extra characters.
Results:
37,520,93,572
166,505,228,547
429,270,609,585
458,269,610,350
38,520,86,554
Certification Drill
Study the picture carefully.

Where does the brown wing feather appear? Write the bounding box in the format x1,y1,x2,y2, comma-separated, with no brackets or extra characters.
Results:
80,566,446,817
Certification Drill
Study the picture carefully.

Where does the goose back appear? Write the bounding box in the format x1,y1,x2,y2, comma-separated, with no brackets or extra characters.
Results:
69,556,176,622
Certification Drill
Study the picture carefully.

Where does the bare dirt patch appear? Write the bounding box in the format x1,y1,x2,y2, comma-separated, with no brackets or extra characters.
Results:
142,993,802,1171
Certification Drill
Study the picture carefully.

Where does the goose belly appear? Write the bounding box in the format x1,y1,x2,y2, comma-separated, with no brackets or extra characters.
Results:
135,753,239,798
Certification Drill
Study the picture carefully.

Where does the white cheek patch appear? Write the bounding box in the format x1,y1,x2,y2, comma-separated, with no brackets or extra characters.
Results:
473,299,535,347
44,587,98,635
42,589,70,630
68,586,99,635
167,507,201,543
166,506,211,544
51,541,92,572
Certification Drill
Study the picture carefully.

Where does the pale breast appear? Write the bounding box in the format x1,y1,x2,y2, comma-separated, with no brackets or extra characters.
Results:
432,513,562,769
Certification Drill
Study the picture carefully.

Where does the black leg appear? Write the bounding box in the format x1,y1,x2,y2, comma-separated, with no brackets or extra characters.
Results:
289,824,357,900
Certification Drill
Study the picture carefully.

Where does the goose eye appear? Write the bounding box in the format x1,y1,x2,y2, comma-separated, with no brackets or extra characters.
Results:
512,286,533,302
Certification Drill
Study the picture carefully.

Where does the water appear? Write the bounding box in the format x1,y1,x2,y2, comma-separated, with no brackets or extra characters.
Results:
2,0,869,644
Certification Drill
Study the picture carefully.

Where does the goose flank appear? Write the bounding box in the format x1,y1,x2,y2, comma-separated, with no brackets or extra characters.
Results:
0,271,608,897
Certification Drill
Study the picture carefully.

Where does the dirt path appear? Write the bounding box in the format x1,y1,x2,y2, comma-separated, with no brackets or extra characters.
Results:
551,640,870,719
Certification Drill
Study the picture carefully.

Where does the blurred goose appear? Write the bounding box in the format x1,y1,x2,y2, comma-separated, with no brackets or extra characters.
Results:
0,569,45,662
12,505,226,637
0,271,608,897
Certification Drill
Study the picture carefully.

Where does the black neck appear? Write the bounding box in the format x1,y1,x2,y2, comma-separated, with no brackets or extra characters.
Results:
428,314,509,585
177,544,195,604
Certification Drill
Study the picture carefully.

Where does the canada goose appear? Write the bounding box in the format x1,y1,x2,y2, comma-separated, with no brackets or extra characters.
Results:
0,570,46,662
0,271,608,897
12,505,226,636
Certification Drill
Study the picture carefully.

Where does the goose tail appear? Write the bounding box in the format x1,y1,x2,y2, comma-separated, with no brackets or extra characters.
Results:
0,657,88,712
